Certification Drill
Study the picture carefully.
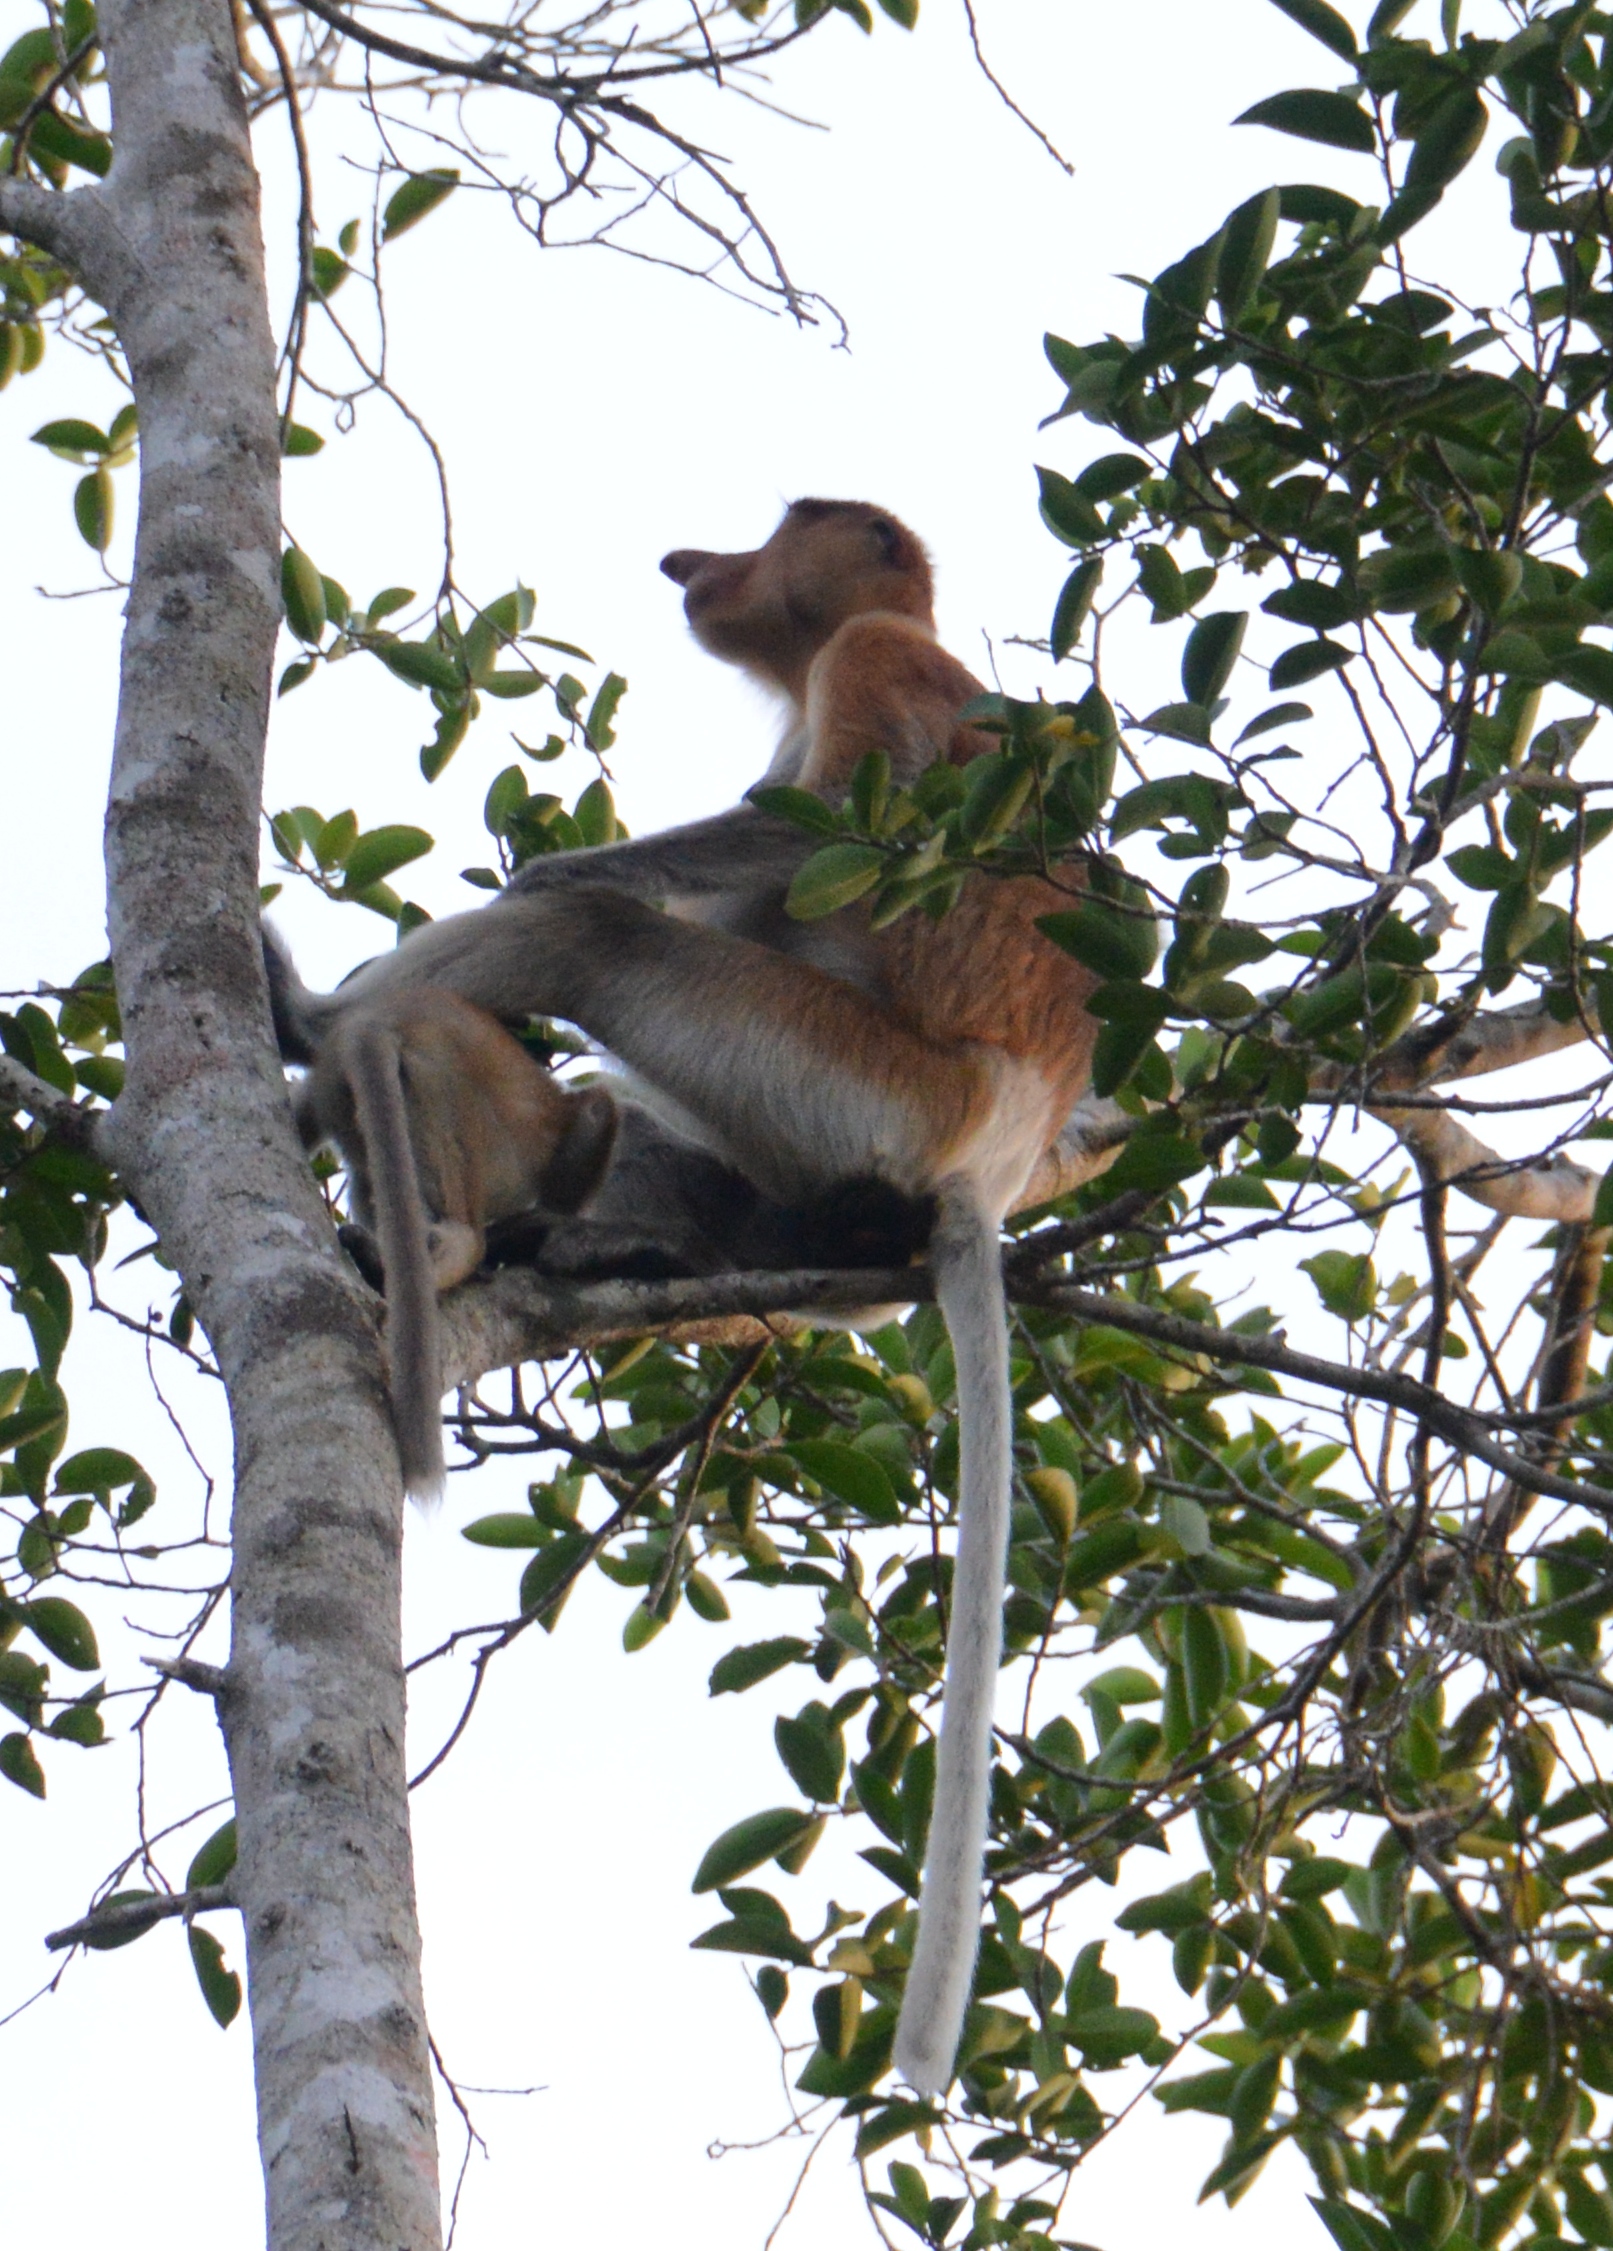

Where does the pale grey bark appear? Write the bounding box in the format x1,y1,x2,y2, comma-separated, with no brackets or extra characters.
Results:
3,6,443,2246
1345,995,1607,1221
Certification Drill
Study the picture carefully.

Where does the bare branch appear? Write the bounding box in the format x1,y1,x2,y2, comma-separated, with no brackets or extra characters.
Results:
145,1654,230,1697
1371,1095,1600,1221
45,1882,232,1952
0,1050,103,1151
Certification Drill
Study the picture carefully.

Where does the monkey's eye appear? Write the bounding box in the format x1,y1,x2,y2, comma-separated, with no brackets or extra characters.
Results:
869,517,902,564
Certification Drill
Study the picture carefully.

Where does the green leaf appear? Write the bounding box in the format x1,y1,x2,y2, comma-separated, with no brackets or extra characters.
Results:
74,465,112,552
1091,984,1171,1097
381,167,459,241
787,1438,901,1525
622,1604,666,1652
1277,182,1361,226
374,638,464,694
693,1807,819,1892
26,109,110,175
876,0,918,23
340,826,433,893
309,244,348,299
460,1512,546,1548
710,1638,812,1696
1402,87,1487,201
1038,900,1158,982
1037,465,1104,547
1280,1855,1354,1900
1309,2200,1400,2251
1217,187,1282,318
281,548,326,644
518,1529,590,1627
785,843,885,921
1102,1130,1207,1195
1076,453,1150,501
281,423,324,457
1137,544,1191,620
1299,1249,1376,1322
0,1731,44,1798
691,1914,814,1964
1552,646,1613,707
775,1708,845,1802
188,1925,243,2027
1446,844,1511,891
49,1699,105,1746
1052,557,1103,660
747,784,839,836
1359,547,1458,614
31,417,108,457
1181,1607,1229,1727
1453,547,1522,614
574,777,618,847
1067,2004,1160,2059
1140,702,1213,747
186,1817,238,1888
1182,611,1246,706
1235,701,1313,744
23,1597,99,1671
585,671,628,752
1267,0,1357,64
1235,90,1376,154
54,1446,151,1504
685,1570,730,1624
1261,581,1358,631
1270,638,1352,689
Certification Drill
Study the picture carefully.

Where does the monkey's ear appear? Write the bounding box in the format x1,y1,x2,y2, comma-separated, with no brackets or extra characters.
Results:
542,1088,620,1213
660,548,713,586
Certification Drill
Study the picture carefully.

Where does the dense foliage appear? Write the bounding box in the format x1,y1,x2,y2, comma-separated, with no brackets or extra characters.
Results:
19,5,1613,2251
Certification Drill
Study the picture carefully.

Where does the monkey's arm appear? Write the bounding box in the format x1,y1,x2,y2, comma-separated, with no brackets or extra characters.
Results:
503,803,811,906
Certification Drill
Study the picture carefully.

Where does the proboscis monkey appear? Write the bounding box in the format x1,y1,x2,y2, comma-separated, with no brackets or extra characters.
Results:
266,498,1102,2093
279,964,618,1501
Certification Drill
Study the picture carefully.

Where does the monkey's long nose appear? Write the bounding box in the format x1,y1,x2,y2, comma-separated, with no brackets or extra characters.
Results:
659,547,713,587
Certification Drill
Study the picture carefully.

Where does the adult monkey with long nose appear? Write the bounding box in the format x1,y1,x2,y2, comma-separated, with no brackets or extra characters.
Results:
268,499,1102,2093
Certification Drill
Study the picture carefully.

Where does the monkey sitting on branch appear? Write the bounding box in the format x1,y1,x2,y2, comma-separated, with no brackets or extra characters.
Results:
266,498,1102,2096
274,963,618,1504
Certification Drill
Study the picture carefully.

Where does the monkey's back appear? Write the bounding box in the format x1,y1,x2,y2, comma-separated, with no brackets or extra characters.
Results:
875,874,1099,1120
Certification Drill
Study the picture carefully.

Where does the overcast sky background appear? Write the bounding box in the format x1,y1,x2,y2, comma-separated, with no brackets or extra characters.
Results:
0,1,1547,2244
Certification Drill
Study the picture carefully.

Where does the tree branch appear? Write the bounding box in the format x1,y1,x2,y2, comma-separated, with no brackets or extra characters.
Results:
0,176,143,311
1369,1096,1599,1221
0,1051,103,1152
442,1248,1613,1520
1373,992,1597,1090
45,1882,232,1952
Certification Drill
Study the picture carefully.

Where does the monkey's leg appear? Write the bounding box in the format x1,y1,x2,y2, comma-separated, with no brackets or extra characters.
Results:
357,888,1009,1204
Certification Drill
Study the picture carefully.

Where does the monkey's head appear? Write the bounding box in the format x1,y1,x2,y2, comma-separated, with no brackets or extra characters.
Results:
661,499,934,697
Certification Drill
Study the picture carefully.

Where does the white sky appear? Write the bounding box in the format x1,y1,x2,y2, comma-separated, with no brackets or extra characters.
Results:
0,1,1565,2245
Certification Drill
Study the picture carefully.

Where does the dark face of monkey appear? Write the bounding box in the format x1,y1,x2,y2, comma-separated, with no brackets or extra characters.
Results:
660,499,934,698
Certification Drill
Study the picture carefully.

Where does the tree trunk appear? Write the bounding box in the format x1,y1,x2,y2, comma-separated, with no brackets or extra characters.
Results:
2,3,444,2243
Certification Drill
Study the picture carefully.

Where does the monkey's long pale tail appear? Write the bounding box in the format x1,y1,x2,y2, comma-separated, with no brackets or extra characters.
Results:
893,1185,1011,2096
345,1019,447,1507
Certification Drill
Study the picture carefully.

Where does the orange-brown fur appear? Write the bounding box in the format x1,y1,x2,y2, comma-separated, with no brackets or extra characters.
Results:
664,505,1100,1161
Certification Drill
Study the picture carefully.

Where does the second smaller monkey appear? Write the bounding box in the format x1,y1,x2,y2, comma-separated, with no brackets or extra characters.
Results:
291,981,619,1504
